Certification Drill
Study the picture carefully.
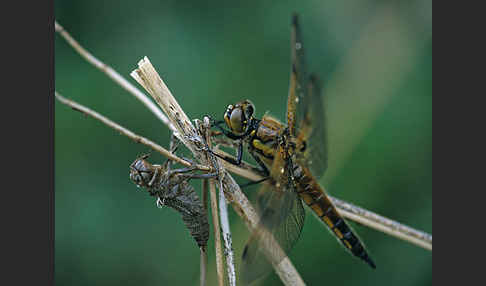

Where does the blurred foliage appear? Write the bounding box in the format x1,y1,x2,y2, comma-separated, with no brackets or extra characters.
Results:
55,1,431,285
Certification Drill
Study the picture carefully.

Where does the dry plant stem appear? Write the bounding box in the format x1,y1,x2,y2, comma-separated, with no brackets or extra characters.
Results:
209,181,225,286
200,248,207,286
200,179,209,286
217,172,306,286
54,21,175,133
211,136,432,250
205,121,304,286
219,186,236,286
222,160,433,251
203,123,237,286
131,57,201,155
205,120,237,286
331,197,432,251
203,121,225,286
54,92,209,171
130,58,304,286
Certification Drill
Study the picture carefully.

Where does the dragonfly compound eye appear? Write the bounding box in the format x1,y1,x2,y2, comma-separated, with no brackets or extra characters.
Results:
228,106,247,134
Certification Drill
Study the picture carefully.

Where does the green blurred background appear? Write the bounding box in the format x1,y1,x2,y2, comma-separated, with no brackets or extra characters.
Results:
55,1,432,285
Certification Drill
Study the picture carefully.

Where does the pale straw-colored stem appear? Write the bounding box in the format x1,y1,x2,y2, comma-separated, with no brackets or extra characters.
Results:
331,197,432,250
204,121,237,286
54,91,208,171
209,180,225,286
200,248,207,286
55,21,174,132
219,185,236,286
200,179,209,286
220,158,433,251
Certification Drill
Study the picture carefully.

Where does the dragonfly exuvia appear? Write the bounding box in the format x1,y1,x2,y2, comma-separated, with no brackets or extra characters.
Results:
129,136,216,250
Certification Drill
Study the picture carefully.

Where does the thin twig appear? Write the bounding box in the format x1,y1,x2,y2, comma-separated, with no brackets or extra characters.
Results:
206,119,237,286
54,91,209,172
199,248,208,286
210,136,432,250
200,249,207,286
331,197,432,250
216,170,306,286
55,21,175,133
220,159,433,251
200,179,209,286
218,185,236,286
202,120,225,286
209,180,225,286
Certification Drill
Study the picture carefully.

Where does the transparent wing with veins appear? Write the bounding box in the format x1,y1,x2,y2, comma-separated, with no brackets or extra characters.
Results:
287,13,328,178
240,139,305,284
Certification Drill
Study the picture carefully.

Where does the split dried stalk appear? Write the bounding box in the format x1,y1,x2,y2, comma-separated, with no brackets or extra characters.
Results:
130,57,202,156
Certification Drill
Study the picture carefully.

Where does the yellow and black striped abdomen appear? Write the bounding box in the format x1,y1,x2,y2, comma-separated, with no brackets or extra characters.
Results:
294,165,376,269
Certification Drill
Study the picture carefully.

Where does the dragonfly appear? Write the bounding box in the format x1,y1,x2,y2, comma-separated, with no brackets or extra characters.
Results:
210,13,376,283
129,137,217,250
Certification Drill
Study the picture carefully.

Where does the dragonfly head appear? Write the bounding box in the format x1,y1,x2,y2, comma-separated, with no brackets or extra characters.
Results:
224,100,255,135
129,154,155,187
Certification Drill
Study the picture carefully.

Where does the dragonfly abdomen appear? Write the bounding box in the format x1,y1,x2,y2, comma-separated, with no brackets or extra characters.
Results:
293,165,376,269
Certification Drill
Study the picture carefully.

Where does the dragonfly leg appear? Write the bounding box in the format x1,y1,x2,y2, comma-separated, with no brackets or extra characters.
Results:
156,197,166,208
183,172,219,180
208,141,243,166
147,167,160,187
162,133,181,171
239,176,269,189
248,149,270,177
169,133,180,154
170,166,219,180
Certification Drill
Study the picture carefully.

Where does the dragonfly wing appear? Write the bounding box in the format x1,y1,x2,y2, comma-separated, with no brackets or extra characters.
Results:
287,13,328,178
241,143,305,284
295,75,328,178
287,13,307,137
